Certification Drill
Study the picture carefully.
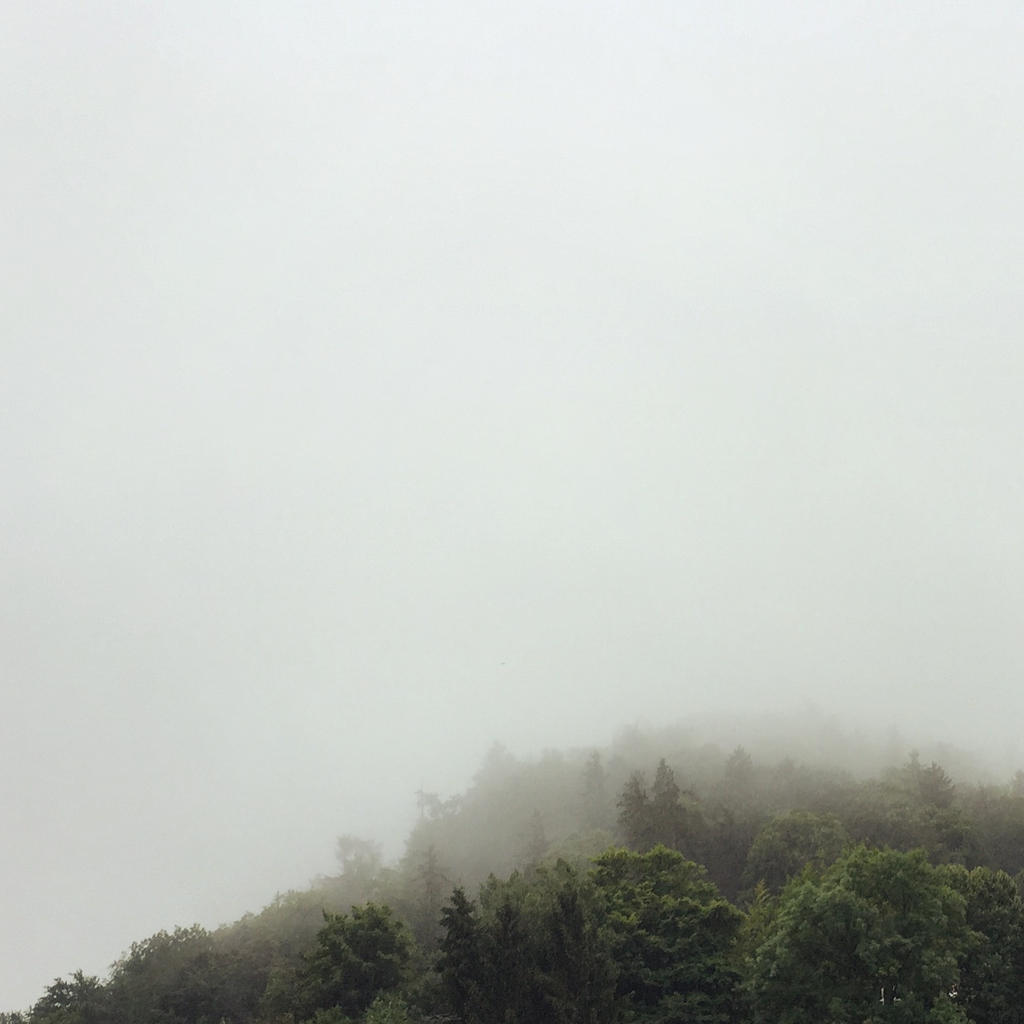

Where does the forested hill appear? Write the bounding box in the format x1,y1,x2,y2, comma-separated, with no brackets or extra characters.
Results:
10,723,1024,1024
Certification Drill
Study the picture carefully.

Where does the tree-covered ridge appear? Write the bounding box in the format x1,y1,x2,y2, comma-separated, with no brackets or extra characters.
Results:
12,729,1024,1024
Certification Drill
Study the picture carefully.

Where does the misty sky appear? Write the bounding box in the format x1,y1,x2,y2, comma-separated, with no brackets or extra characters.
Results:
3,0,1023,1009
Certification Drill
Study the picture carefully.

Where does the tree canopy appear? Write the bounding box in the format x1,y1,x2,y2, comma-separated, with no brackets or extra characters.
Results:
14,729,1024,1024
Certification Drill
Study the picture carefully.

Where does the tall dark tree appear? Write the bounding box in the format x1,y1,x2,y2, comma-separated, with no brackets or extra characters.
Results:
437,887,484,1023
533,861,619,1024
438,864,618,1024
618,760,703,859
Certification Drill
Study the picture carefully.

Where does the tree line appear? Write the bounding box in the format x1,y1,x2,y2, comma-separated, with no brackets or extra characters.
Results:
10,732,1024,1024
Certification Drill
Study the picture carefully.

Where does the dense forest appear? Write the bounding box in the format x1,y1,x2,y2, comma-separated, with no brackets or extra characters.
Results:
10,723,1024,1024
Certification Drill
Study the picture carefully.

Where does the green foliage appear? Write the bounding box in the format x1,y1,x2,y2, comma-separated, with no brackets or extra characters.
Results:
533,861,620,1024
21,728,1024,1024
961,785,1024,877
363,992,411,1024
592,845,742,1023
617,771,651,849
722,746,755,804
747,846,971,1024
28,972,106,1024
903,752,957,809
437,862,618,1024
942,864,1024,1024
617,761,703,860
742,810,848,894
104,924,226,1024
436,887,481,1020
299,904,412,1021
387,842,450,951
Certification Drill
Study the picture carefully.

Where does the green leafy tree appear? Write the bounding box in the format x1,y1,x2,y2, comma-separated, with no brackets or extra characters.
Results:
592,845,742,1023
300,903,412,1021
363,992,411,1024
746,846,972,1024
104,925,220,1024
28,972,107,1024
742,810,848,894
960,785,1024,877
942,864,1024,1024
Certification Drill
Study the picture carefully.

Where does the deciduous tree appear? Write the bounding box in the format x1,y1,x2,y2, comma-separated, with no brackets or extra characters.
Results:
747,846,971,1024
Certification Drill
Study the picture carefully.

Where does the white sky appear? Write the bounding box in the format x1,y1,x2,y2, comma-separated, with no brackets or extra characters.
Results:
3,0,1023,1009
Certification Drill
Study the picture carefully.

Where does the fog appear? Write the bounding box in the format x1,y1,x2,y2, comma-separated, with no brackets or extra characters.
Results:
3,0,1023,1009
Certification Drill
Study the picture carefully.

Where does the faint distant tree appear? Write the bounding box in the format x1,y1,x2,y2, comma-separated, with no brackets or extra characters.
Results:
901,752,956,808
411,843,449,947
919,762,957,809
336,835,383,883
415,789,445,820
651,758,686,849
582,751,610,829
723,746,755,802
617,770,651,849
618,761,701,855
473,742,518,789
519,809,549,870
323,834,387,909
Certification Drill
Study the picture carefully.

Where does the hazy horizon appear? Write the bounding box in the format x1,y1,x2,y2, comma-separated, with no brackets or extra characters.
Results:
4,0,1022,1009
